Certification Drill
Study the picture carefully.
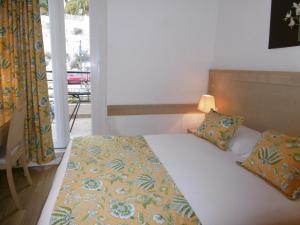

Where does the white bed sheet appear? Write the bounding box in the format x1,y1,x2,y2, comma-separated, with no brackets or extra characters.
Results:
38,134,300,225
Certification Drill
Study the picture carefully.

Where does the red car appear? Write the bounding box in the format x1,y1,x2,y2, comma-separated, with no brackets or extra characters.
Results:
67,73,90,84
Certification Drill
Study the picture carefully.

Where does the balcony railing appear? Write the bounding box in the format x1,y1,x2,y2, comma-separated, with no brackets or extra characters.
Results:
47,70,91,103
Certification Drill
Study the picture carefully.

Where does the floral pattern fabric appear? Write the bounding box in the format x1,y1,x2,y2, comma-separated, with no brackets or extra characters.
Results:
242,130,300,200
50,136,202,225
195,110,244,150
0,0,54,163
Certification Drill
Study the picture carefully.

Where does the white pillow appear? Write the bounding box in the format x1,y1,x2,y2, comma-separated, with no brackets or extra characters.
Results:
228,126,261,162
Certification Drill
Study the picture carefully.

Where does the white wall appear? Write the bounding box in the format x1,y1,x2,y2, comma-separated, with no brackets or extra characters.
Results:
90,0,108,135
213,0,300,71
96,0,300,135
107,0,219,104
108,114,205,136
106,0,219,135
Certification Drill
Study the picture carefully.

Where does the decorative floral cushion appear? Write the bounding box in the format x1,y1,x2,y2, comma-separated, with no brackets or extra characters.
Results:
242,130,300,200
195,110,244,150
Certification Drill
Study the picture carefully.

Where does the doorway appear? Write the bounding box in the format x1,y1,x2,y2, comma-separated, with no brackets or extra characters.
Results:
40,0,92,149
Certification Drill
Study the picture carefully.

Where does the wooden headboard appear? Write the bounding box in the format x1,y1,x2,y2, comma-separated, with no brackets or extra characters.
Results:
208,70,300,136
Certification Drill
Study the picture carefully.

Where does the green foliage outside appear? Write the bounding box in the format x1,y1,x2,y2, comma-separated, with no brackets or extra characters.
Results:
40,0,48,15
39,0,89,16
65,0,89,16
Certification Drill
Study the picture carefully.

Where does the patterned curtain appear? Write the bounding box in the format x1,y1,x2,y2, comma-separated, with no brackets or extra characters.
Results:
0,0,55,164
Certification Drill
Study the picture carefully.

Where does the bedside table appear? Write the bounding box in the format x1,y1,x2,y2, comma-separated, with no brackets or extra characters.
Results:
187,128,197,134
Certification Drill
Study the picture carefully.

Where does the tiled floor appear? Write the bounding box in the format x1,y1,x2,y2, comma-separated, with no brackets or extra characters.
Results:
71,118,92,138
51,117,92,142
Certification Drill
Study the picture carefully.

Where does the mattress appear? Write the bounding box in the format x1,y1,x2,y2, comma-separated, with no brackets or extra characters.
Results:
38,134,300,225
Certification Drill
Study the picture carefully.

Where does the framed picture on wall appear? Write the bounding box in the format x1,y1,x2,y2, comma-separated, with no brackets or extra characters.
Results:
269,0,300,49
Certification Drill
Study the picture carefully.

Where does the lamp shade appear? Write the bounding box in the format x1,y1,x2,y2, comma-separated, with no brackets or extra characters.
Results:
198,95,216,113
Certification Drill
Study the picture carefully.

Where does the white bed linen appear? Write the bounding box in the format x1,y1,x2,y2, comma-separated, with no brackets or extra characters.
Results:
38,134,300,225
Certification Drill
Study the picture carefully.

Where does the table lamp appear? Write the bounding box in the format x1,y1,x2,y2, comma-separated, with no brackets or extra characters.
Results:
198,95,216,113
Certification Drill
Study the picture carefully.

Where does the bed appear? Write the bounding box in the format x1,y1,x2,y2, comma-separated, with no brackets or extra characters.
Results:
39,133,300,225
38,70,300,225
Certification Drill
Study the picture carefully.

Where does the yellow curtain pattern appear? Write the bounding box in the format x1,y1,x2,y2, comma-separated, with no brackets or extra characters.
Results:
0,0,55,163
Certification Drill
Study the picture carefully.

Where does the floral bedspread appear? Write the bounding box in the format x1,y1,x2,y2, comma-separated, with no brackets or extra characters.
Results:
50,136,201,225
